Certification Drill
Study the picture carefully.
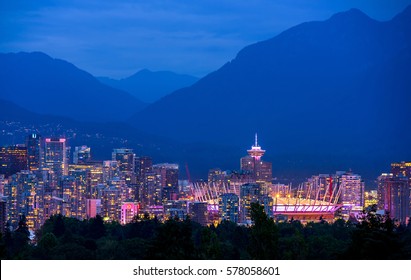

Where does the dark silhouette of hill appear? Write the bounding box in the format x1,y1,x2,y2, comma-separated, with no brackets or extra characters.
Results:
98,69,199,103
0,52,147,122
129,6,411,182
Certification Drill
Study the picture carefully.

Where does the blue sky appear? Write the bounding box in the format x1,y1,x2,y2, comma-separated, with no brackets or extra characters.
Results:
1,0,411,78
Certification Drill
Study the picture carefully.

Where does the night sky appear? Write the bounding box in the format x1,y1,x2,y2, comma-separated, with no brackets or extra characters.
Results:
1,0,411,78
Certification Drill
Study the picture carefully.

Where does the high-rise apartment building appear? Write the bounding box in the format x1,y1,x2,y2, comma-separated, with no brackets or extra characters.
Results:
219,193,239,223
26,134,42,171
378,173,410,223
44,137,68,178
4,171,38,230
339,172,364,220
153,163,179,202
240,183,261,223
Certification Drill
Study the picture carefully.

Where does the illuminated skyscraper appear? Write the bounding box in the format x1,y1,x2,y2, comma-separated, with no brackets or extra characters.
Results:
219,193,239,223
153,163,179,202
4,171,37,230
101,186,122,222
26,134,42,171
378,173,410,223
240,183,261,223
135,156,153,202
44,137,68,178
338,172,364,220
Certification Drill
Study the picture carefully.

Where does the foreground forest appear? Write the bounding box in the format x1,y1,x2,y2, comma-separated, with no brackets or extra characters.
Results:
1,204,411,260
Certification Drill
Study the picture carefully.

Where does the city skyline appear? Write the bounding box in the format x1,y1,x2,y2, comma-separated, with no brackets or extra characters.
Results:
1,2,411,264
1,132,409,233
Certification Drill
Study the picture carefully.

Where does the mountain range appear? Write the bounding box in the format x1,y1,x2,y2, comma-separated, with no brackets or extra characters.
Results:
98,69,198,103
1,6,411,183
0,52,146,122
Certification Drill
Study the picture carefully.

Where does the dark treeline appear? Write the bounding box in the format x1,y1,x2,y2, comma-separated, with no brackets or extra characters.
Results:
1,204,411,260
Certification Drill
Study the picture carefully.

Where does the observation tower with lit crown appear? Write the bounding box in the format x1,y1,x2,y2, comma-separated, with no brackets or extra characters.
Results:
247,133,265,161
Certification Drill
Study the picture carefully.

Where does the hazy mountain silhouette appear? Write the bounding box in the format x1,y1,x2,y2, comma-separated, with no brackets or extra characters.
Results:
129,6,411,181
0,52,147,122
98,69,199,103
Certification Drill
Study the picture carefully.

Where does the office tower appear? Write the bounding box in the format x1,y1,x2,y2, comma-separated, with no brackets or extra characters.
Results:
73,145,91,164
190,202,208,226
89,163,103,197
240,183,261,223
142,171,162,207
4,171,37,230
26,134,42,171
153,163,179,202
0,145,28,177
60,172,87,220
86,199,102,219
135,156,153,202
240,134,272,183
44,137,68,178
101,186,122,222
112,148,135,172
120,202,139,224
135,156,153,180
339,172,364,220
69,162,104,198
378,173,410,223
219,193,239,223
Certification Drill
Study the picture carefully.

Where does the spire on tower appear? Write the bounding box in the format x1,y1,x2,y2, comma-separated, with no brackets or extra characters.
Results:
248,133,265,160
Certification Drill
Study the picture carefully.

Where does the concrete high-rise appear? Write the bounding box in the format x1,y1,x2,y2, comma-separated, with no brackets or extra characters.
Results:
378,173,410,224
44,137,68,178
219,193,239,223
26,134,42,171
239,183,261,223
338,172,364,220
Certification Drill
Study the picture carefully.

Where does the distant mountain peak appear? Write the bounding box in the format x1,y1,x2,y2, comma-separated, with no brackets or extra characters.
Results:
98,69,199,103
328,8,374,23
